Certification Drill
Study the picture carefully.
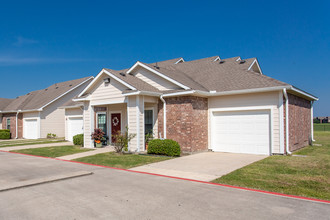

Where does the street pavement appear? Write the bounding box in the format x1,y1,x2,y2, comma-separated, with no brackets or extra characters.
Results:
0,151,329,220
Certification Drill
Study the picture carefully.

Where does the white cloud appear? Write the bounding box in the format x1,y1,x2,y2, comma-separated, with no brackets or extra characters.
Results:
13,36,39,46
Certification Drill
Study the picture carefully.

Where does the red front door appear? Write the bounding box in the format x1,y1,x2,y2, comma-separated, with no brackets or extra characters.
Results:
111,113,121,143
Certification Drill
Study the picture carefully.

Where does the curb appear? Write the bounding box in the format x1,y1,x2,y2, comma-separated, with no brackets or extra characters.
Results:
1,150,329,204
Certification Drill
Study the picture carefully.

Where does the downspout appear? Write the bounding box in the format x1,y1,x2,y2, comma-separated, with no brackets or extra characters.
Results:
283,89,291,155
160,95,166,139
311,101,315,141
15,111,20,139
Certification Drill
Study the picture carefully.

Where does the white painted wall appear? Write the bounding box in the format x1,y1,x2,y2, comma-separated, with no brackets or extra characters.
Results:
89,74,128,106
208,91,281,154
132,67,180,91
83,101,93,148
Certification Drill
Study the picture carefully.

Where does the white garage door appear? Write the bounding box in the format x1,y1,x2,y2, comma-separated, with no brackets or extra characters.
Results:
67,117,83,142
24,119,38,139
212,110,270,155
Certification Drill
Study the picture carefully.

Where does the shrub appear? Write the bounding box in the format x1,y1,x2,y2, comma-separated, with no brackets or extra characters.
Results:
148,139,181,156
112,127,136,153
0,130,10,139
47,133,57,139
73,134,84,146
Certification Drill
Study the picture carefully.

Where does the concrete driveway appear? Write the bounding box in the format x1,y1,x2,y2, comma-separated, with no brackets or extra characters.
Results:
131,152,268,181
0,151,329,219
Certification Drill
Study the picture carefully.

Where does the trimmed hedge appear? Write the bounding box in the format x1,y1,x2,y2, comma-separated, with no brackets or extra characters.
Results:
73,134,84,146
147,139,181,157
0,130,10,139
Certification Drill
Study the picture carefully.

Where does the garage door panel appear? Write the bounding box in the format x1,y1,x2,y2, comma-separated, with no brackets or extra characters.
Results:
24,119,38,139
212,110,270,155
67,117,83,142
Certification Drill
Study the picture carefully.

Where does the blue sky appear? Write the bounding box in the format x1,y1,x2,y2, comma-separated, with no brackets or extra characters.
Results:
0,0,329,116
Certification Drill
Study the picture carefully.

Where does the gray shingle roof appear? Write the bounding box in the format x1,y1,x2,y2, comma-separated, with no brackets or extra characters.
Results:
0,98,14,111
1,77,92,112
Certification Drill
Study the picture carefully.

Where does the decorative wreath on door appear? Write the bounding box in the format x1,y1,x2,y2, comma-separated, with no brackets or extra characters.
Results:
112,117,119,126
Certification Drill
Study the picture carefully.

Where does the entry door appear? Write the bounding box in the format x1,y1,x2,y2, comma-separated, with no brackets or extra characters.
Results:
111,113,121,143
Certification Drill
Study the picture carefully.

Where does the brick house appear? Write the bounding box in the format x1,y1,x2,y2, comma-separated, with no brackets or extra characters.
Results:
0,77,93,139
73,56,318,155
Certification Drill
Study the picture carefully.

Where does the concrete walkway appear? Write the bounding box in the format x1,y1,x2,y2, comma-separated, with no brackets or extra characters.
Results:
130,152,268,181
57,146,115,160
0,142,72,152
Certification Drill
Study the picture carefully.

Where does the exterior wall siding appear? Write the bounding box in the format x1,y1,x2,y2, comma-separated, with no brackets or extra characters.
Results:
89,74,127,105
158,96,208,153
208,92,281,154
65,107,83,140
83,101,92,148
288,93,311,151
133,67,181,91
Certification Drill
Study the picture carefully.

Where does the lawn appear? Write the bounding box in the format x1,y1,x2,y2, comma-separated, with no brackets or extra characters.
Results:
74,152,173,169
11,145,93,158
314,123,330,131
0,139,66,148
212,131,330,200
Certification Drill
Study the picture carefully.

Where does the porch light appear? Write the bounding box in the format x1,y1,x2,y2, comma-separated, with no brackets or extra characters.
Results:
103,78,110,83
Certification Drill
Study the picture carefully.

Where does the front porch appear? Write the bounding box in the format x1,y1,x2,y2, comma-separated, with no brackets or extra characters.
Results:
84,95,159,152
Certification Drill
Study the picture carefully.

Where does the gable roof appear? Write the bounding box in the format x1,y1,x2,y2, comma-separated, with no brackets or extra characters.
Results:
0,76,93,112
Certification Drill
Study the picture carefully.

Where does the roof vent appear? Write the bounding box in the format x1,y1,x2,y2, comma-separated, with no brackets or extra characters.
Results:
120,72,126,77
69,84,72,87
219,60,225,64
27,93,30,95
239,60,246,64
55,87,59,89
154,62,160,69
45,88,48,91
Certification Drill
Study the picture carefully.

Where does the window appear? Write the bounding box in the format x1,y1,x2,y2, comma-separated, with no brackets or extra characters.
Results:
144,110,153,135
97,112,107,134
6,118,11,130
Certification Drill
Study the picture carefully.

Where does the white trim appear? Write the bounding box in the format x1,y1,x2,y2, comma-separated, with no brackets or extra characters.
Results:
38,112,41,138
0,109,42,114
160,95,166,139
175,58,185,64
290,87,318,101
126,61,190,90
39,77,93,110
109,111,123,145
15,112,19,139
213,56,221,62
283,88,291,154
123,91,162,97
247,59,263,75
73,97,90,102
162,90,195,97
59,105,84,109
145,107,155,137
311,101,314,141
127,98,130,151
210,106,273,155
162,86,291,98
236,57,241,61
136,96,140,152
78,69,136,98
96,111,107,133
278,91,285,154
90,104,95,148
91,100,126,106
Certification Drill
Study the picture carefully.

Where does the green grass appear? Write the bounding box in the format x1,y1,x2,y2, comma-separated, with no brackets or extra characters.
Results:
0,139,66,148
212,131,330,200
11,145,93,158
314,123,330,131
74,152,173,169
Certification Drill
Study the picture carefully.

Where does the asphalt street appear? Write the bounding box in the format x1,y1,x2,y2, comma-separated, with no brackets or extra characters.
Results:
0,151,329,220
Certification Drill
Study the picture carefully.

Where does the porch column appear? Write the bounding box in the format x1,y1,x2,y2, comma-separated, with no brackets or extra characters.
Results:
127,95,145,152
83,101,95,148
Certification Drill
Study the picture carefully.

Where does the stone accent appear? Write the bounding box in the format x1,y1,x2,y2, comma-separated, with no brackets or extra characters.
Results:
1,113,23,139
287,94,311,152
158,96,208,153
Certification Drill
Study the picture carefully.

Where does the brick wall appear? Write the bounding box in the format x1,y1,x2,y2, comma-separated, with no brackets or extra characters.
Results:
288,94,311,151
158,96,208,153
1,113,23,139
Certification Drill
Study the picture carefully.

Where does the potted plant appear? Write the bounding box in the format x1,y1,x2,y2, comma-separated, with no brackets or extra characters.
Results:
91,128,105,148
145,132,154,150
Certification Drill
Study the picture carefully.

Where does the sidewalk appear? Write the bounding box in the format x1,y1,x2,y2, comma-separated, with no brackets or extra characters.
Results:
1,142,72,152
57,146,115,160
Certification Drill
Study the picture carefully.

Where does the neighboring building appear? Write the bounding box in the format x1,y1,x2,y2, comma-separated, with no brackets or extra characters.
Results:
314,117,330,123
0,77,93,139
74,56,318,155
